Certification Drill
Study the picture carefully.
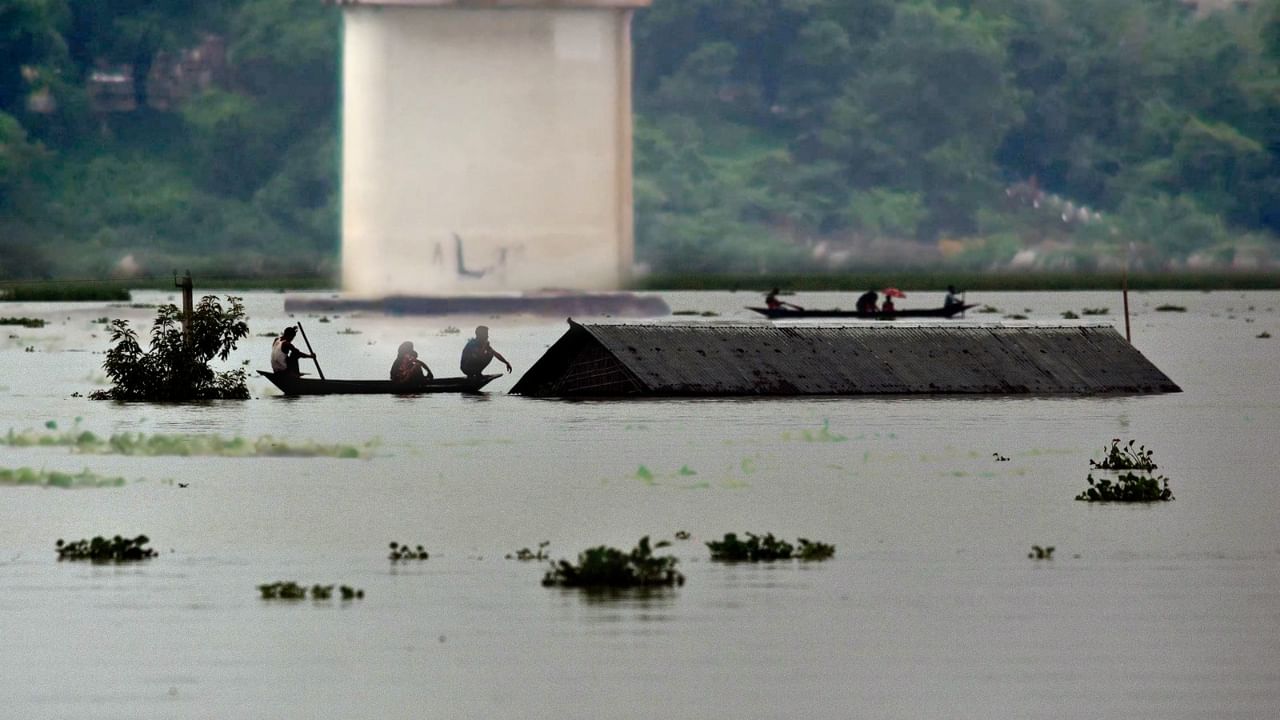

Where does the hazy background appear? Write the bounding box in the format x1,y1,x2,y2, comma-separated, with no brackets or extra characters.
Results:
2,0,1279,281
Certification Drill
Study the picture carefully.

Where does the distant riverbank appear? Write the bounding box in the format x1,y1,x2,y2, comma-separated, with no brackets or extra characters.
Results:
638,271,1280,293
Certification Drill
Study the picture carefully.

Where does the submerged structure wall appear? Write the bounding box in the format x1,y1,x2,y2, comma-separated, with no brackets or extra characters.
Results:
339,0,650,296
510,322,1183,397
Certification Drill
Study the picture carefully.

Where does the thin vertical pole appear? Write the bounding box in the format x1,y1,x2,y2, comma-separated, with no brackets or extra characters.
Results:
1122,248,1132,343
296,321,325,380
176,270,193,346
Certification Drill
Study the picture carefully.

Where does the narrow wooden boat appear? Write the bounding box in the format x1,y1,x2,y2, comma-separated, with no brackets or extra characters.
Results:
258,371,501,396
746,304,976,320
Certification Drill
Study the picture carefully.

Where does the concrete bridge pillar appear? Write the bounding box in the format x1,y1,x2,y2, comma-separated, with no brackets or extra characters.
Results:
337,0,650,295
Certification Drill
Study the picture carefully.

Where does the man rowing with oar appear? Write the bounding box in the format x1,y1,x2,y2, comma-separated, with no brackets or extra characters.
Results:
271,326,315,377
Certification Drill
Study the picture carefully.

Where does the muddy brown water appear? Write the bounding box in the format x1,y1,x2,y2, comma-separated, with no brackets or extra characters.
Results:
1,290,1278,719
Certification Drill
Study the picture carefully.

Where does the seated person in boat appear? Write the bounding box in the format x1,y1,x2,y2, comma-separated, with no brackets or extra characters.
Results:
391,341,433,384
944,285,964,307
855,290,879,313
460,325,512,378
270,327,314,377
881,296,896,313
764,287,803,311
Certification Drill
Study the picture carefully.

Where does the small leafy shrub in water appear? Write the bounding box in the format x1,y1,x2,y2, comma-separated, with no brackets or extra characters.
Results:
706,532,836,562
1089,439,1157,471
258,581,364,600
89,295,249,401
388,541,429,561
56,535,157,562
1077,472,1174,502
506,541,549,561
542,536,684,588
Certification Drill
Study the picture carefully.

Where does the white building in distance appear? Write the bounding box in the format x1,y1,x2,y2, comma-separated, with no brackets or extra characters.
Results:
337,0,650,295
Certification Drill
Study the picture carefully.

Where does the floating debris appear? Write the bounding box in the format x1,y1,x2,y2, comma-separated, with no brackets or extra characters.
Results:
506,541,550,561
1155,305,1187,312
1081,308,1109,315
56,535,156,562
388,541,429,561
1258,332,1272,339
337,328,362,335
674,531,691,540
1004,314,1029,320
977,305,1001,313
1061,311,1080,319
992,453,1010,462
542,536,684,588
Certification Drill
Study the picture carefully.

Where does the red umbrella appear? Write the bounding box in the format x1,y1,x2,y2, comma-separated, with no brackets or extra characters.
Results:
881,288,907,299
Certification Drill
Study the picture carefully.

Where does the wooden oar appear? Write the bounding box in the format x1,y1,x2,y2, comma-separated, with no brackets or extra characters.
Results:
296,321,325,380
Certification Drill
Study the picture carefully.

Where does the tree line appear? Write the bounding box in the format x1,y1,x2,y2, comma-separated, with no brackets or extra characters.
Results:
2,0,1278,279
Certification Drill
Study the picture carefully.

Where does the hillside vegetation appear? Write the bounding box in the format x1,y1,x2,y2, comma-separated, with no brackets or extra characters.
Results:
2,0,1279,280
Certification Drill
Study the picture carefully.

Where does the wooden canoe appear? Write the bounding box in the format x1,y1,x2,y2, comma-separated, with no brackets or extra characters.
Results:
258,371,501,396
746,304,976,320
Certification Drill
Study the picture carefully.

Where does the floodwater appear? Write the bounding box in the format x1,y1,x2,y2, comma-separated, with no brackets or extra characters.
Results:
1,289,1278,720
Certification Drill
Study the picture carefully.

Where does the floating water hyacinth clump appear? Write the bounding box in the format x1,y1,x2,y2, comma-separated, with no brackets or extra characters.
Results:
56,535,157,562
0,316,45,328
1081,307,1109,315
1,467,126,488
506,541,549,561
2,425,373,459
258,581,364,600
706,532,836,562
1089,439,1157,471
388,542,429,561
1061,311,1080,319
1028,545,1055,560
542,536,684,589
1155,304,1187,312
1077,472,1174,502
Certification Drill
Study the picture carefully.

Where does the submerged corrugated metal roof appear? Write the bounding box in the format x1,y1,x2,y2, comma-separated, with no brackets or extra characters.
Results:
510,322,1181,396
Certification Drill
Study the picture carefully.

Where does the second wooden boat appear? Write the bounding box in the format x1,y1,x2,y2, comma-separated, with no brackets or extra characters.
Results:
258,371,501,396
746,304,975,319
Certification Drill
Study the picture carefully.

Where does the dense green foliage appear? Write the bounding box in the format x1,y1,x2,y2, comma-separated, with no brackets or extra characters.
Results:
542,536,685,589
2,0,1278,278
56,534,156,561
90,294,249,400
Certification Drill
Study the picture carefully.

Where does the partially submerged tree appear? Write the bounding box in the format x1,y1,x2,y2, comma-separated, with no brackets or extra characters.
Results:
90,295,250,401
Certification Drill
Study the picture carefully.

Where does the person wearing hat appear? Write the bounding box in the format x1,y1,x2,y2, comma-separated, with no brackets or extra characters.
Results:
270,326,314,377
460,326,512,378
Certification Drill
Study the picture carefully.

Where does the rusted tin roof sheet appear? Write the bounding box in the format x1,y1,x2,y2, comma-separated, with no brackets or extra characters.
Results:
510,321,1181,396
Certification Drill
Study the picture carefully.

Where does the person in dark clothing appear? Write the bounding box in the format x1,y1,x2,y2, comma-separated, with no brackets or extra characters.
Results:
944,285,963,307
460,326,512,377
764,287,803,311
390,341,433,385
270,327,313,377
855,290,879,313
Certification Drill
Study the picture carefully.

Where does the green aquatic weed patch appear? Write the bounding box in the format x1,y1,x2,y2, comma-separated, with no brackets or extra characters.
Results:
0,316,45,328
542,536,684,589
1089,439,1158,471
1077,472,1174,502
258,581,364,600
782,419,848,443
706,532,836,562
1155,304,1187,312
3,427,374,459
56,535,156,562
1081,307,1109,315
0,466,126,488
